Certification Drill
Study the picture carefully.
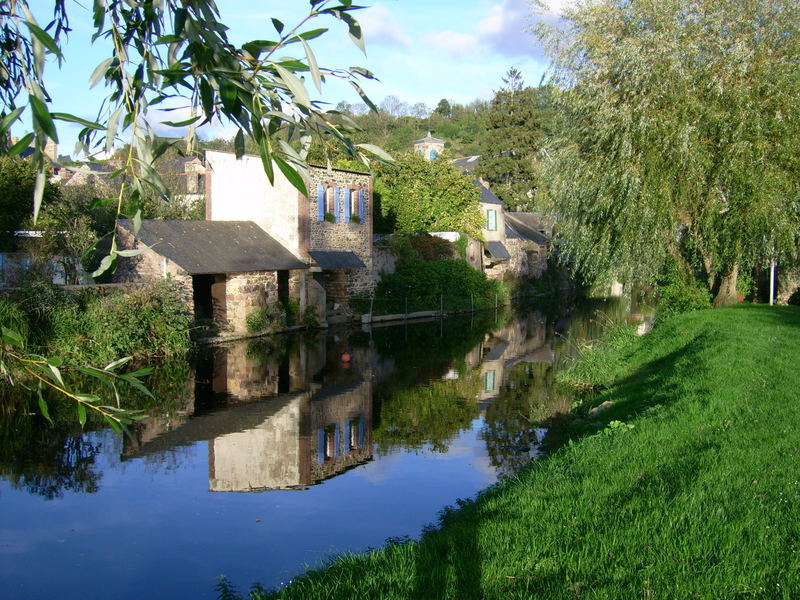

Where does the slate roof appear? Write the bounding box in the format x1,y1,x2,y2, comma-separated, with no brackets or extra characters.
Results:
505,212,552,246
486,241,511,260
119,219,307,274
413,132,445,144
452,155,480,173
475,181,504,205
308,250,366,270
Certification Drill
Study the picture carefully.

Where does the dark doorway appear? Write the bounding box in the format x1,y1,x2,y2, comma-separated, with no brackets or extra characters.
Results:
193,274,214,320
278,270,289,303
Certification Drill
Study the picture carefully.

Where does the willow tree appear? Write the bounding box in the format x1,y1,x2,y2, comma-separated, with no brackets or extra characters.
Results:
537,0,800,305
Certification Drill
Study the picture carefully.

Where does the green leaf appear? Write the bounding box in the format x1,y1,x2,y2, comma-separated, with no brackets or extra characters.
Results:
7,133,34,158
104,357,132,372
32,168,45,224
119,374,154,399
274,64,311,108
25,21,62,59
77,403,87,427
234,128,245,159
356,143,394,163
1,327,24,348
114,248,149,258
89,57,115,88
0,107,25,134
104,416,123,435
47,364,65,388
272,18,284,34
294,28,328,42
52,112,104,130
161,115,202,127
274,155,308,197
133,208,142,235
349,66,376,80
259,137,275,184
92,253,116,278
300,38,322,93
37,389,53,425
30,96,59,142
220,79,239,113
348,79,378,113
76,394,101,404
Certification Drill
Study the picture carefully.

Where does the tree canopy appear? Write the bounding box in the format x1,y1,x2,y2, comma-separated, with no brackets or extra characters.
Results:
538,0,800,305
375,152,484,238
475,69,548,212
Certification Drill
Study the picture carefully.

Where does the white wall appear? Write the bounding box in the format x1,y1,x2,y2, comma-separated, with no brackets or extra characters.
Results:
205,151,302,254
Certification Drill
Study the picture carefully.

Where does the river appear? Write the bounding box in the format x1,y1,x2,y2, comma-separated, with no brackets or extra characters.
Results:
0,301,639,599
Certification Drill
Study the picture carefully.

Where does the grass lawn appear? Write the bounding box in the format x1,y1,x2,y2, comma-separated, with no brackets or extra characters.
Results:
251,305,800,599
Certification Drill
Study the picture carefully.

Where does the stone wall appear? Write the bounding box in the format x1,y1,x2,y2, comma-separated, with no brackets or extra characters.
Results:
484,238,547,281
224,271,278,334
307,167,375,296
113,227,194,310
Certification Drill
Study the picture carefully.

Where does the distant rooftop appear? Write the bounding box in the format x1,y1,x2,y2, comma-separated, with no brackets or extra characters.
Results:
413,131,445,145
452,155,480,173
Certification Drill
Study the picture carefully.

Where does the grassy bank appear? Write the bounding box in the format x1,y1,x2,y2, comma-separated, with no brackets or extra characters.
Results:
240,305,800,599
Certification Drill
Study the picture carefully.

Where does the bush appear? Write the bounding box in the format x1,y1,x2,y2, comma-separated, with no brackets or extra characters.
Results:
71,280,191,363
246,303,286,334
376,259,502,310
656,270,711,323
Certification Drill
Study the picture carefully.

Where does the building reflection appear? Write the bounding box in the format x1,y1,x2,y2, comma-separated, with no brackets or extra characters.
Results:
123,336,373,491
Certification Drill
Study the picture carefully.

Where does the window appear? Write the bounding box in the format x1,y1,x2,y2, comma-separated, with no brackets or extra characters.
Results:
484,370,496,393
326,187,336,215
429,148,438,160
486,209,497,231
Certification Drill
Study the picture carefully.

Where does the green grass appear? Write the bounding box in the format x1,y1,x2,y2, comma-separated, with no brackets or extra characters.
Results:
244,305,800,599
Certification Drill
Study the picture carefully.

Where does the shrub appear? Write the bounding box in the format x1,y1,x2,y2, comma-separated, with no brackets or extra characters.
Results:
656,270,711,323
56,280,191,363
788,288,800,306
246,303,286,334
376,258,501,310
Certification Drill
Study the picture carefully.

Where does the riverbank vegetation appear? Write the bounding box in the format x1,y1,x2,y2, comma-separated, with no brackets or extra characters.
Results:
1,280,191,364
221,304,800,599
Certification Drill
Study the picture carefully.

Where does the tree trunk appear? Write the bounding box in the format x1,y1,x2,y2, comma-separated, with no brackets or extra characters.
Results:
713,263,739,307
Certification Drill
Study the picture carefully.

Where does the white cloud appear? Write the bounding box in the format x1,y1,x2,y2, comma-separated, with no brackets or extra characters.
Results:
475,0,540,58
423,30,480,59
360,4,412,49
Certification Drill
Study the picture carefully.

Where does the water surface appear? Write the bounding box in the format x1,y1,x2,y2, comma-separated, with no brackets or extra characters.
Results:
0,304,635,598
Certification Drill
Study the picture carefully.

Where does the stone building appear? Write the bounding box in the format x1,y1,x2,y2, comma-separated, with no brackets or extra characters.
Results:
204,151,374,317
114,219,307,334
413,132,445,161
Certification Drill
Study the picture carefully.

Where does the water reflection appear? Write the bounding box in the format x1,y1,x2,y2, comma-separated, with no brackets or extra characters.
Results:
0,302,642,599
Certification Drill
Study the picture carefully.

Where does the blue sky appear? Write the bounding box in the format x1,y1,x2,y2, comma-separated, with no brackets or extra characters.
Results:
26,0,567,157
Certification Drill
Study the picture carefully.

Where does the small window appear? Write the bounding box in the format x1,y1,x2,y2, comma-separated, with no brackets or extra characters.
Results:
486,209,497,231
484,370,496,392
325,187,336,214
429,149,438,160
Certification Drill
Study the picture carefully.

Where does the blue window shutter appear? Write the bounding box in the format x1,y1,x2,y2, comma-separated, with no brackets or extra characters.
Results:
317,429,325,464
334,423,340,457
344,189,351,222
333,186,340,221
344,420,351,452
358,414,365,447
358,189,365,223
316,184,324,221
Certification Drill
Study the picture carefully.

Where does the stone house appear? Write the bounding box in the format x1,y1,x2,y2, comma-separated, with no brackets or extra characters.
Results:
413,132,445,160
204,150,374,317
114,219,308,334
